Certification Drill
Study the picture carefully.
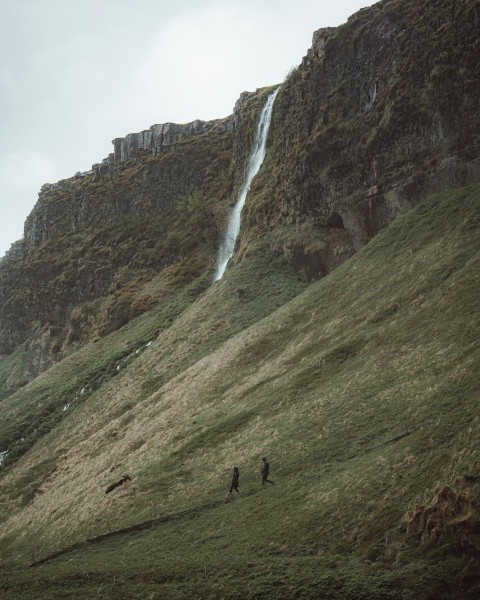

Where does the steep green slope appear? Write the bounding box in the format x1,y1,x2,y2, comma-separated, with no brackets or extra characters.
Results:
0,184,479,599
0,251,306,469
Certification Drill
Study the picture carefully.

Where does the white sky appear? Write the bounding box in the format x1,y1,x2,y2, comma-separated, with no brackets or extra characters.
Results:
0,0,376,257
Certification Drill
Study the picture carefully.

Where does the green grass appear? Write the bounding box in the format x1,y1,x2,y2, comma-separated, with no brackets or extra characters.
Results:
0,249,305,469
0,184,479,598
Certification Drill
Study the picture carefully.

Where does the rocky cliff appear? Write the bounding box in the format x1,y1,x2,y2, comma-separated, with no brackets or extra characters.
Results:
238,0,480,269
0,0,479,388
0,86,275,386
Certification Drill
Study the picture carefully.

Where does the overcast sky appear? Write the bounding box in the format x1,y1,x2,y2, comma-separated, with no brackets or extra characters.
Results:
0,0,376,257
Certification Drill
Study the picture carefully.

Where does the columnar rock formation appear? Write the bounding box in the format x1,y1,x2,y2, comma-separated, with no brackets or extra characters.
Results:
112,118,233,162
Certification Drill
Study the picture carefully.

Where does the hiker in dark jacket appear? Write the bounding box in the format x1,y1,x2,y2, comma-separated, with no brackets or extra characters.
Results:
261,457,274,485
228,466,240,494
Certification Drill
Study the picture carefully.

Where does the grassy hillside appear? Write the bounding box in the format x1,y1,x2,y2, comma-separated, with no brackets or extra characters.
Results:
0,184,479,599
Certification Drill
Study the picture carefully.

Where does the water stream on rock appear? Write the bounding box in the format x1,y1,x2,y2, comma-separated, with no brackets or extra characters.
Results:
214,87,280,282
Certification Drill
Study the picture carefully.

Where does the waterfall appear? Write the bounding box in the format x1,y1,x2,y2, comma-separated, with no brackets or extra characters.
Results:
214,87,280,282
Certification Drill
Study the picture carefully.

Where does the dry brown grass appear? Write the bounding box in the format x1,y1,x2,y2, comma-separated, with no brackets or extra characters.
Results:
405,485,480,555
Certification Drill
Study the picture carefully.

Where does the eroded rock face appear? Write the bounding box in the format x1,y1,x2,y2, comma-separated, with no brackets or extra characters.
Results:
0,81,274,382
111,117,233,164
302,27,337,66
242,0,480,258
0,115,239,373
0,241,28,355
24,122,234,250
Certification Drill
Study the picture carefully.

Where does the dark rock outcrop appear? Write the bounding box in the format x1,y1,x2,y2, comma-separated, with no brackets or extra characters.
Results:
111,117,233,164
242,0,480,253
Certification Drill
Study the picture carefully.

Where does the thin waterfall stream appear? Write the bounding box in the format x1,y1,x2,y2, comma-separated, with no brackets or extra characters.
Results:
214,87,280,282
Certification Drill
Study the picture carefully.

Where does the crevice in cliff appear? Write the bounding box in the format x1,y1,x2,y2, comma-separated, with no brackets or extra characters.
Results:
326,212,345,229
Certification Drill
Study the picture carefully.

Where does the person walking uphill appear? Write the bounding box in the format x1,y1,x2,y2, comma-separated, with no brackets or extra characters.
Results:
261,457,274,485
228,466,240,495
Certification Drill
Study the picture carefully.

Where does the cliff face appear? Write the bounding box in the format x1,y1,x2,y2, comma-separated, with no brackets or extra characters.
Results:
239,0,480,265
0,90,269,383
25,116,235,250
0,0,479,386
